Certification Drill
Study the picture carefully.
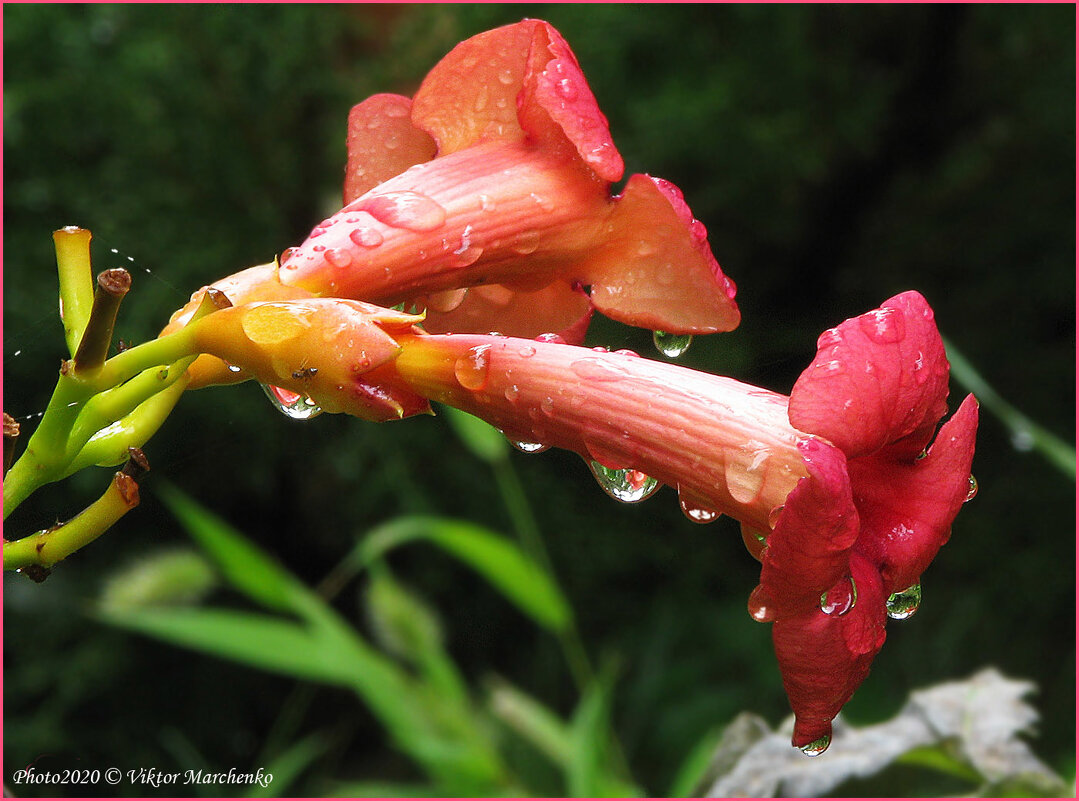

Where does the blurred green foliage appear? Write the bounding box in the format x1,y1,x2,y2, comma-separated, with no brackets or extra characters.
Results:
4,4,1074,796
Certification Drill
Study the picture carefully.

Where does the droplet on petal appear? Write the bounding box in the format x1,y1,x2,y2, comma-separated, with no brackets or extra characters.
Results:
324,248,352,268
964,475,978,502
535,333,566,345
349,227,384,248
886,582,922,620
678,489,720,524
260,384,323,421
652,330,693,358
360,191,447,232
858,306,905,344
589,462,659,503
426,288,468,313
453,344,493,390
801,734,831,757
767,504,785,530
820,574,858,616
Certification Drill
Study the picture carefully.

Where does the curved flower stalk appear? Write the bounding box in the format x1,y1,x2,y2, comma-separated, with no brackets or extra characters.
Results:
164,19,738,389
181,290,976,752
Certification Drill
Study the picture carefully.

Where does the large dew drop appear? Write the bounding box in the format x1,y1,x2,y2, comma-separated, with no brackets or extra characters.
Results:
820,574,857,616
261,384,323,421
454,344,492,390
747,584,776,622
886,582,922,620
511,439,550,454
677,487,720,523
801,734,831,757
652,330,693,358
360,191,447,232
589,462,659,503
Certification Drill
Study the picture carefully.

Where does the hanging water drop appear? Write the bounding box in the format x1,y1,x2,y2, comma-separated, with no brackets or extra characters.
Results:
589,462,659,503
886,583,922,620
747,584,776,622
260,384,322,421
678,490,719,524
767,505,785,530
820,574,857,616
964,475,978,502
800,734,831,757
652,330,693,358
511,439,550,454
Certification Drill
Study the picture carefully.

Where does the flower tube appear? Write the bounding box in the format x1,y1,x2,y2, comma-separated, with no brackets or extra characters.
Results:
186,290,977,751
164,19,738,388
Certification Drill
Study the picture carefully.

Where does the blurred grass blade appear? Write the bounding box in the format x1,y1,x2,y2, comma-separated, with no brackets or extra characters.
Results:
355,516,571,632
943,337,1075,478
156,483,310,613
98,547,217,611
668,727,723,797
440,405,508,464
567,672,639,797
97,607,363,686
245,731,328,797
488,677,573,767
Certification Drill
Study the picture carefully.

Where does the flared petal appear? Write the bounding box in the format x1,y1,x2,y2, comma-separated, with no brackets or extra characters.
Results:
587,174,740,334
345,94,437,203
757,437,860,619
788,291,950,459
772,553,887,748
851,394,979,594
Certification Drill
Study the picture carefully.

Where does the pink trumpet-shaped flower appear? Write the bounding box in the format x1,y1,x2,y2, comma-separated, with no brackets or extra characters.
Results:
164,20,738,389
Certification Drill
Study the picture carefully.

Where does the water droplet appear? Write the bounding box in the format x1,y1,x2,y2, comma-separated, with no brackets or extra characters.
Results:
497,68,514,85
678,490,719,524
556,77,578,101
539,396,555,416
535,333,566,345
747,584,776,622
511,439,550,454
279,246,297,264
801,734,831,757
529,193,555,213
589,462,659,503
652,331,693,358
479,194,495,212
349,227,384,248
820,574,857,616
324,248,352,268
512,229,541,255
858,307,905,344
360,191,447,232
226,364,242,373
817,359,845,375
260,384,322,420
450,224,483,267
570,357,626,382
767,505,785,530
518,345,536,358
503,384,520,403
964,475,978,502
454,344,492,390
473,84,489,112
817,327,843,350
886,582,922,620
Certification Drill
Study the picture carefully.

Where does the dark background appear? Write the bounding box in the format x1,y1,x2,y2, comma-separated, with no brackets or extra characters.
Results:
4,4,1075,795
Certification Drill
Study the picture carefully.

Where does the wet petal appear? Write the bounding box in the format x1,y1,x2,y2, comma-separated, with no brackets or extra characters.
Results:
788,291,950,459
586,174,740,334
757,437,861,618
772,553,887,747
851,394,979,594
345,94,437,203
421,281,593,344
410,21,536,154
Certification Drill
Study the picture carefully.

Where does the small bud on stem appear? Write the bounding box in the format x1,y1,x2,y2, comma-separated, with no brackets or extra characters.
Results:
4,413,20,475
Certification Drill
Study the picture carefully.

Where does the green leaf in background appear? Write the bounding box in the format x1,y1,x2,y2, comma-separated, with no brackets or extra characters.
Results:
354,516,572,632
567,671,640,798
96,607,363,686
155,484,309,615
321,781,441,797
440,405,509,464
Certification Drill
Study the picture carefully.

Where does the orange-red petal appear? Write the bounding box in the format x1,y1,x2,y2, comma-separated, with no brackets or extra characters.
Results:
345,94,437,204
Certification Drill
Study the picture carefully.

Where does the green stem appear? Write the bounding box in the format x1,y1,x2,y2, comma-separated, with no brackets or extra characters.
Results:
493,455,594,691
3,471,140,570
944,337,1075,479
